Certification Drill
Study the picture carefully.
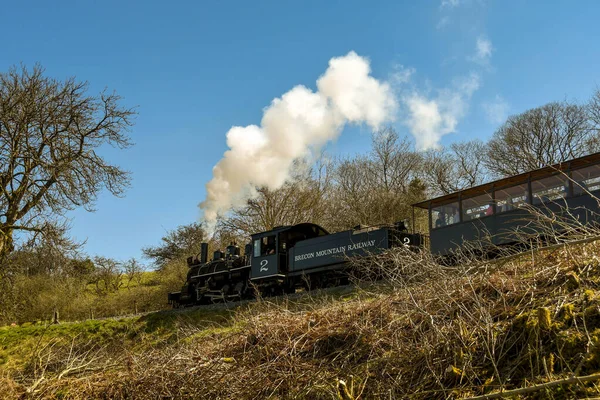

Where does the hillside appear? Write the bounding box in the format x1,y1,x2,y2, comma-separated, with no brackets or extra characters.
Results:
2,242,600,399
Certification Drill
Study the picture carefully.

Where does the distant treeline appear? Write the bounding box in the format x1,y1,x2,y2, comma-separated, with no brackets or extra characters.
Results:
1,63,600,324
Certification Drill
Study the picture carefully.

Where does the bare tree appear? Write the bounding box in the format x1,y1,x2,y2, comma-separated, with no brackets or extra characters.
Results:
332,155,374,228
124,258,144,288
485,101,598,177
421,140,489,196
220,157,334,236
588,88,600,137
91,257,123,294
331,128,425,230
1,223,84,278
0,64,135,262
142,222,206,270
369,127,421,193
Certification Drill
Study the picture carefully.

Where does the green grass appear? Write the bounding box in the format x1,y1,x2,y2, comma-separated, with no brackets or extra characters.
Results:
0,299,247,372
0,282,366,375
0,319,135,370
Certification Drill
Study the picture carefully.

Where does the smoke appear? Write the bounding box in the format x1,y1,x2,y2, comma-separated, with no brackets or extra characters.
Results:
404,72,481,151
200,51,397,228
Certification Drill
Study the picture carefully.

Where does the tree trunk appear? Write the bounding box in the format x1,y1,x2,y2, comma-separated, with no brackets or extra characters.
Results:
0,227,14,262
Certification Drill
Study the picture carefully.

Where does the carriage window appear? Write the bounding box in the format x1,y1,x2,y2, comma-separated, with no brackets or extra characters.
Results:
572,165,600,195
496,184,528,213
531,174,567,204
462,193,494,221
431,202,459,229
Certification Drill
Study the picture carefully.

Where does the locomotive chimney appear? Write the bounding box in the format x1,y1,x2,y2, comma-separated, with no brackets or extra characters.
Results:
200,243,208,264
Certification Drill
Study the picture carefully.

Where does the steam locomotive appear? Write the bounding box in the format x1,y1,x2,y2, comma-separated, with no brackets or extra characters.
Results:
169,151,600,307
168,221,423,307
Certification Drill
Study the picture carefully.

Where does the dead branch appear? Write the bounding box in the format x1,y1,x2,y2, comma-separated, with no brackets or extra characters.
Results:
463,373,600,400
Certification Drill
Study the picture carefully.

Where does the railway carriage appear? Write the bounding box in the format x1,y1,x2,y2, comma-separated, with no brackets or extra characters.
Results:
412,152,600,256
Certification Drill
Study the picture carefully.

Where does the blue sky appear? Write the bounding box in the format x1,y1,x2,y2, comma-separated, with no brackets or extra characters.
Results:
1,0,599,264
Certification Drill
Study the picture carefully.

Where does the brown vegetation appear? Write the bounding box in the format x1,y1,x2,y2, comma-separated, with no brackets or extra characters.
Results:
3,234,600,399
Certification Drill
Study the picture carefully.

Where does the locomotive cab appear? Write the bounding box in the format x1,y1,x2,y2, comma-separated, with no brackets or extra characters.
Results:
250,223,329,281
251,233,279,280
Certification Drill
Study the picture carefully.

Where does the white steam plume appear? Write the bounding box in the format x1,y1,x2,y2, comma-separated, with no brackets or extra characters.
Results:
200,51,397,227
404,72,480,150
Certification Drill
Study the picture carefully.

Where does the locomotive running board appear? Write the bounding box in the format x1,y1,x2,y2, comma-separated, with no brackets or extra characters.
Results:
287,263,345,277
191,264,251,279
250,273,285,281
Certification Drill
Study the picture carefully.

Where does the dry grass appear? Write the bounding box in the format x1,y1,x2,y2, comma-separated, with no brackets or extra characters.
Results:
6,195,600,399
2,238,600,399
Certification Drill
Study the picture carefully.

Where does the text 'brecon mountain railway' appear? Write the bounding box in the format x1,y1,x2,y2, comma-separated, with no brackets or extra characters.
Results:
294,240,376,262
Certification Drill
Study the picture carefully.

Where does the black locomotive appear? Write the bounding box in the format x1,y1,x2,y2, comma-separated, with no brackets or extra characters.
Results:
168,221,422,307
